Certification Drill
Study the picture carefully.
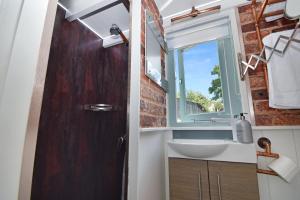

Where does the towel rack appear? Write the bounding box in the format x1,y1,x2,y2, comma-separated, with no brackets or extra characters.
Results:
239,0,300,83
239,21,300,81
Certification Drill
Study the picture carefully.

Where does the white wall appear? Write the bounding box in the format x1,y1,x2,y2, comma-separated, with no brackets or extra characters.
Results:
139,128,300,200
0,0,24,101
0,0,57,199
127,0,142,199
138,130,171,200
253,128,300,200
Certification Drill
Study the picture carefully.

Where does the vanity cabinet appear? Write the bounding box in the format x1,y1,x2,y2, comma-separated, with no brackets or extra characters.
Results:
169,159,210,200
208,161,260,200
169,158,260,200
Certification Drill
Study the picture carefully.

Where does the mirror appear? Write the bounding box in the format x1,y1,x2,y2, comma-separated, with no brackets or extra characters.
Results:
145,10,168,91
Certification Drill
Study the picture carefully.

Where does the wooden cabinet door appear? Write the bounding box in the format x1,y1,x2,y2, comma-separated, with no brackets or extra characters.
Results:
208,161,260,200
169,158,210,200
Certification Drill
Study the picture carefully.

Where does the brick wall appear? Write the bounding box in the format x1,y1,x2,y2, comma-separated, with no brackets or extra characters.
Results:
238,3,300,125
140,0,167,127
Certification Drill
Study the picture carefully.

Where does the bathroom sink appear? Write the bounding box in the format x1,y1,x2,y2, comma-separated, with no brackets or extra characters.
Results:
168,139,230,158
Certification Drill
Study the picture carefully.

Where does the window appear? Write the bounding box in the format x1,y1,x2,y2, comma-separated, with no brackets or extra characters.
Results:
167,17,243,126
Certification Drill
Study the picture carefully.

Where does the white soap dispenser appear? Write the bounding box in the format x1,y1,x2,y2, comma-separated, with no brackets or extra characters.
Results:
235,113,253,144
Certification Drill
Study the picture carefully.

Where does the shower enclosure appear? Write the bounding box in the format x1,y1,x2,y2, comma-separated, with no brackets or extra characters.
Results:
31,6,129,200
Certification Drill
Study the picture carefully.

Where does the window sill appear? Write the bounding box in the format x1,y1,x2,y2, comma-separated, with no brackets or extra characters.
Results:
140,125,300,133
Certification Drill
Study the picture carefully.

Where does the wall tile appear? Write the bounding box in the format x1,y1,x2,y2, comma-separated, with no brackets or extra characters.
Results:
260,130,300,200
257,174,271,200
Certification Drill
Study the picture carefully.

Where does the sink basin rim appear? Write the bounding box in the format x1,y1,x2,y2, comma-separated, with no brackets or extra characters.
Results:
168,139,230,158
168,139,232,145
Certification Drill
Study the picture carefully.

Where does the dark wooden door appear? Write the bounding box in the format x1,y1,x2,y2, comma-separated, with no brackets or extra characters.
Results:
169,158,211,200
208,161,260,200
31,7,128,200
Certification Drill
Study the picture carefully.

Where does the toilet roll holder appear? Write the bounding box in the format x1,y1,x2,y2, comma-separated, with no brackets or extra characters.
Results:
256,137,279,176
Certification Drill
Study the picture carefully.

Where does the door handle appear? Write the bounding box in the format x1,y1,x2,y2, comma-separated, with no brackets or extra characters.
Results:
198,172,202,200
84,104,113,112
217,174,222,200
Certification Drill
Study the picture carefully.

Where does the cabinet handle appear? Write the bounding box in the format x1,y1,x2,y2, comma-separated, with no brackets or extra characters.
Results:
198,173,202,200
217,174,222,200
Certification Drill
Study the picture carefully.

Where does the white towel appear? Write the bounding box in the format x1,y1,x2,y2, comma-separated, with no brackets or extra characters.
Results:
263,29,300,109
264,2,286,22
265,14,284,22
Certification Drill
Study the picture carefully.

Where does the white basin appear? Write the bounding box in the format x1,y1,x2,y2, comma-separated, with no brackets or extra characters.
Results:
168,139,230,158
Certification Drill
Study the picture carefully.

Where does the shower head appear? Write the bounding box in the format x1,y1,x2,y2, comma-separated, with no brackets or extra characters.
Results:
110,24,121,36
109,24,128,44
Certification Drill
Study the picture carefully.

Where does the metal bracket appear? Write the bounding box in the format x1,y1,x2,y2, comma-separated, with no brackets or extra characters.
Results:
239,21,300,80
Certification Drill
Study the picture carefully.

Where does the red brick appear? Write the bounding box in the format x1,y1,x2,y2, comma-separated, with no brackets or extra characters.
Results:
245,43,260,55
272,114,300,125
255,114,273,125
249,75,267,89
241,23,256,33
251,89,268,101
259,20,279,29
140,114,167,127
239,13,255,25
238,4,252,14
272,24,297,33
278,18,299,26
140,99,165,116
254,100,277,114
238,3,300,126
247,64,265,76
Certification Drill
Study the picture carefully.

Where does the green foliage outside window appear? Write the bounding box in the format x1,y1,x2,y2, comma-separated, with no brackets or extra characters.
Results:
178,65,224,113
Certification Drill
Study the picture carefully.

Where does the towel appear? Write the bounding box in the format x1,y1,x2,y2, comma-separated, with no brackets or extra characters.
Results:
264,2,286,22
263,29,300,109
265,14,284,22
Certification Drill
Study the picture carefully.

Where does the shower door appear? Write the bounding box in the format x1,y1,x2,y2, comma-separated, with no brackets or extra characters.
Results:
31,7,128,200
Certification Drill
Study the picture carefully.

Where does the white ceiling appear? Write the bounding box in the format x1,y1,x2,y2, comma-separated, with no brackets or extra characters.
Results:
82,4,129,38
155,0,248,18
156,0,218,17
59,0,129,39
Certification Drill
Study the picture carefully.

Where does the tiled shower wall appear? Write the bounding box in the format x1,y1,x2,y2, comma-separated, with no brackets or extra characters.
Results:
140,0,167,128
253,129,300,200
238,3,300,125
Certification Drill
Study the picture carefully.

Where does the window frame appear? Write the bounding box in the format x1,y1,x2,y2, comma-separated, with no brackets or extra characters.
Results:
173,37,237,123
167,10,250,127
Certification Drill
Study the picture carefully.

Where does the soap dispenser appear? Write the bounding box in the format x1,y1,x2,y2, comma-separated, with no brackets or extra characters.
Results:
235,113,253,144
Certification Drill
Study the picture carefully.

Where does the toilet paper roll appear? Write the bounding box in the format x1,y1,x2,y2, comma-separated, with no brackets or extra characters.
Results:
268,155,299,183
